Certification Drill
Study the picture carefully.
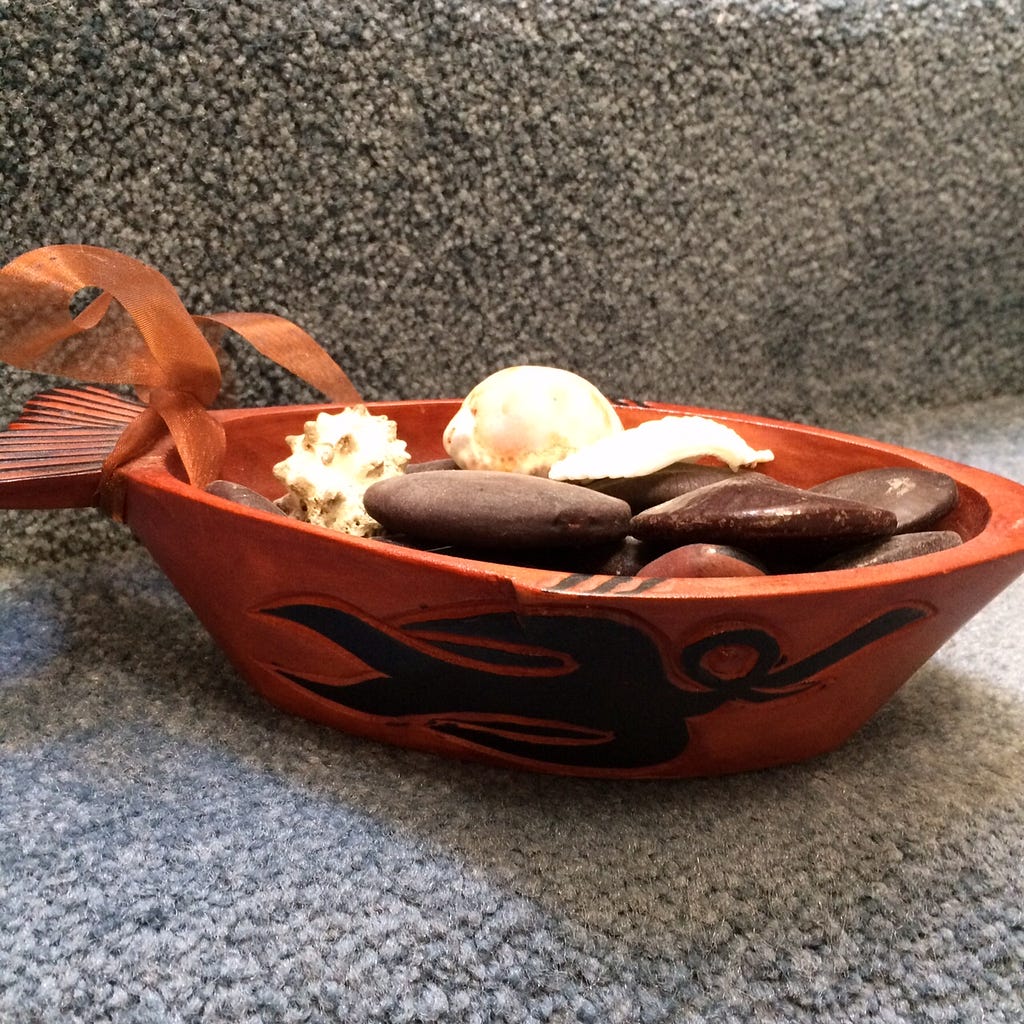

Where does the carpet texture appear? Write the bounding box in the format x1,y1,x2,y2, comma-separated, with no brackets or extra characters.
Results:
2,0,1023,422
2,0,1023,1020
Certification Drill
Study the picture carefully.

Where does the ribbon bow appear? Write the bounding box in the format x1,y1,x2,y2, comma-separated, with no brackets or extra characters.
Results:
0,245,361,501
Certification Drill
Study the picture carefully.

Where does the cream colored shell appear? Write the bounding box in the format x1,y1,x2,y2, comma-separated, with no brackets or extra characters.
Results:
443,365,623,476
548,415,774,481
274,406,409,535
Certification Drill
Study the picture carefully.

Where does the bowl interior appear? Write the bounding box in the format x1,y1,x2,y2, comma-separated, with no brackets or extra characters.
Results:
213,399,993,548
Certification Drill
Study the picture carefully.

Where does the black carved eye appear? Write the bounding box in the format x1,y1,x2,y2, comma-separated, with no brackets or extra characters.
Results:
698,642,763,681
680,628,782,689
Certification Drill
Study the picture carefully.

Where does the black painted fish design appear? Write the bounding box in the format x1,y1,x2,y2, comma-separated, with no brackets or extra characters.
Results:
262,601,927,769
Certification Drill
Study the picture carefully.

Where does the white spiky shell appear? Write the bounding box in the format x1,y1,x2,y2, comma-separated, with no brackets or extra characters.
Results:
547,415,774,481
273,406,409,535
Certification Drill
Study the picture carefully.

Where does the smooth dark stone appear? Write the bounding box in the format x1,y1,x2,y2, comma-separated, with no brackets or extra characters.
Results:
809,467,958,532
405,458,459,474
365,470,632,549
375,534,655,575
590,465,760,513
815,530,963,570
440,536,662,575
205,479,287,516
562,536,662,576
636,543,767,579
629,475,898,557
585,536,661,575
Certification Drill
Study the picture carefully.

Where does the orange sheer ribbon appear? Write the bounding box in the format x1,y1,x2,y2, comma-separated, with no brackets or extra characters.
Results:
0,245,361,506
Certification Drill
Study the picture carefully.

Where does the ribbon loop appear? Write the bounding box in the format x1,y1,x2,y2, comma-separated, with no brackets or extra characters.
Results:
0,245,362,498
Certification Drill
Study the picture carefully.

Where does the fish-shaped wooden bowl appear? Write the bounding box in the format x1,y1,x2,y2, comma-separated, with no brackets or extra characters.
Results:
3,387,1024,778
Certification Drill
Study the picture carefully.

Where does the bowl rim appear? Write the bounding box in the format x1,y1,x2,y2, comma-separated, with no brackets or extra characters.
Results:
127,398,1024,601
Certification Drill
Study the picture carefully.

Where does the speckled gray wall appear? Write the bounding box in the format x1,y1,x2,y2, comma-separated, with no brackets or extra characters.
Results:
2,0,1022,425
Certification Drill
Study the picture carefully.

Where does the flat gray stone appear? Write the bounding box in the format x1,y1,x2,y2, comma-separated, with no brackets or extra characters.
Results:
365,470,632,549
809,467,958,532
815,530,964,570
205,479,287,516
588,465,752,513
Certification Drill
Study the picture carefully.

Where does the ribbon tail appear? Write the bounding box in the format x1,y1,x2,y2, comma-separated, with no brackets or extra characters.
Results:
197,312,362,405
148,390,227,492
97,393,225,518
98,406,167,518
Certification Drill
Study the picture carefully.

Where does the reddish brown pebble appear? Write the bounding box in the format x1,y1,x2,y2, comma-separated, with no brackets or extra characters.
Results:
810,468,958,532
205,480,287,516
636,543,767,579
816,530,963,570
630,475,897,557
364,470,632,549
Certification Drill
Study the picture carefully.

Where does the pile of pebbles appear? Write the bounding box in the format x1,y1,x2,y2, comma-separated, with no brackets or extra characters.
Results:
207,365,962,578
207,460,962,578
361,461,963,577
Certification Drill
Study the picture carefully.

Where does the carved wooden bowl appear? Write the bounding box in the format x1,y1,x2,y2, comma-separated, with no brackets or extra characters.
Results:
123,398,1024,778
5,392,1024,778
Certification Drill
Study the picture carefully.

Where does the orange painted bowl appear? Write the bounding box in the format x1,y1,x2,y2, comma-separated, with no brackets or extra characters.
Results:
6,392,1024,778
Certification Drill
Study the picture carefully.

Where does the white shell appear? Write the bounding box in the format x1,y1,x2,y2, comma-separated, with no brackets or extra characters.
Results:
273,406,409,535
443,365,623,476
547,415,774,481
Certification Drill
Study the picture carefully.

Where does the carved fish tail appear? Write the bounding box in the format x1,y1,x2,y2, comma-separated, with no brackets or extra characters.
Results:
0,386,144,509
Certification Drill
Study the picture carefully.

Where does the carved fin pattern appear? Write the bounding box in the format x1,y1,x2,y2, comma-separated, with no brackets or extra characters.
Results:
0,386,143,508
